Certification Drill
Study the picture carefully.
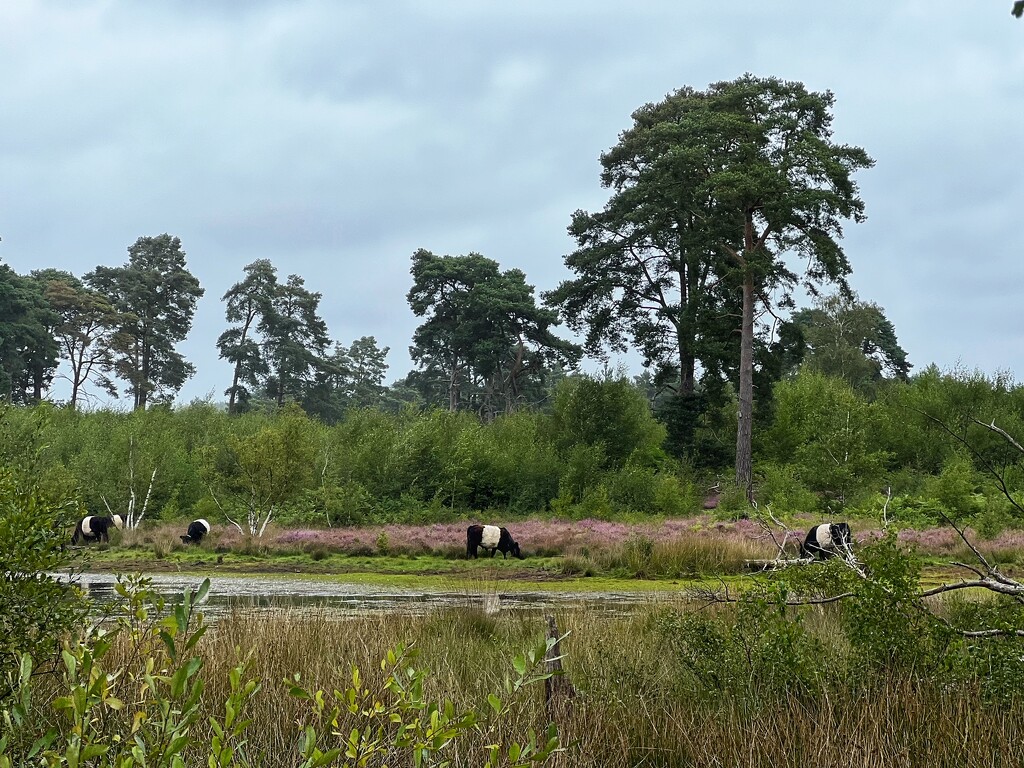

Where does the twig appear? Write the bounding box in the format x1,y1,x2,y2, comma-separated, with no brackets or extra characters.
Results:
974,418,1024,454
207,486,244,535
911,408,1024,516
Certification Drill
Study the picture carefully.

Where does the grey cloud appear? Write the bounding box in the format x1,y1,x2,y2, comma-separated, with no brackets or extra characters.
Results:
1,0,1022,403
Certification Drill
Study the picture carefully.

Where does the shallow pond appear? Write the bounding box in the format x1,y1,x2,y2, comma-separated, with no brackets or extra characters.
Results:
67,572,668,620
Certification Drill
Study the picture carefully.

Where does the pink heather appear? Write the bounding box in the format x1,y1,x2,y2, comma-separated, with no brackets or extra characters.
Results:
169,516,1024,558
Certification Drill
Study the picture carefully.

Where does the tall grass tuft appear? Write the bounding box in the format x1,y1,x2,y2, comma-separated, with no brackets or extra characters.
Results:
597,532,771,577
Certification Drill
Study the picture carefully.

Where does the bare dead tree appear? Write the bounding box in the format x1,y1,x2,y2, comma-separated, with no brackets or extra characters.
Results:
101,436,158,530
881,485,892,528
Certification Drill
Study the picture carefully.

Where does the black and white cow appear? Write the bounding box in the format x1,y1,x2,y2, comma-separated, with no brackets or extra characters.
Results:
466,524,523,560
71,514,124,545
180,519,211,545
800,522,853,560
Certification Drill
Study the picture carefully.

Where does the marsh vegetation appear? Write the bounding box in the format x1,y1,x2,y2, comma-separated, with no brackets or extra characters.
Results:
6,564,1024,768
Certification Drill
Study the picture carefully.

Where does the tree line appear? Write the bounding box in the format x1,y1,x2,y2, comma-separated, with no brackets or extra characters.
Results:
1,363,1021,533
0,74,1006,501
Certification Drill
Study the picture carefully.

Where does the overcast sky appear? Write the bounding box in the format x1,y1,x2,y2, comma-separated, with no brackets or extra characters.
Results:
2,0,1022,406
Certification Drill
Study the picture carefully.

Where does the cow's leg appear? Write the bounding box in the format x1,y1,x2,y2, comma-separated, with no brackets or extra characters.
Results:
489,548,496,558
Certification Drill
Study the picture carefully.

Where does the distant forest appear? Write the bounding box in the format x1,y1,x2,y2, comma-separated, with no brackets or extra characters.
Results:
1,75,1021,526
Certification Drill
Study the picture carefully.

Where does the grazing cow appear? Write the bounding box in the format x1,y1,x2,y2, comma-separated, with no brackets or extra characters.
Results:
71,514,123,545
801,522,852,560
180,519,211,545
467,524,523,560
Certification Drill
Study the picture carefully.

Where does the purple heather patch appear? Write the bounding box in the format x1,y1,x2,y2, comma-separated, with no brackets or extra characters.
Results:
154,517,1024,559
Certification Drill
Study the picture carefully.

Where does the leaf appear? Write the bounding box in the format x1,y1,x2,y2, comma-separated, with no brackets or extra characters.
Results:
512,655,527,676
487,693,502,714
196,578,211,603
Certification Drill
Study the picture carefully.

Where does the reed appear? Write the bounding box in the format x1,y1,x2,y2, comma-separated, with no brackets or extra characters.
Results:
593,532,773,578
61,598,1017,767
12,587,1024,768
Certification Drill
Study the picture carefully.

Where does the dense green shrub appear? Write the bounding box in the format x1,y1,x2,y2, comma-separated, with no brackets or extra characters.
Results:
654,593,827,704
549,375,667,470
0,407,87,707
761,370,889,507
755,462,820,514
1,362,1021,527
838,532,953,675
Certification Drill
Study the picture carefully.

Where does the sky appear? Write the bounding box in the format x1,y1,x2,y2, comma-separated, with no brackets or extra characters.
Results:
2,0,1022,406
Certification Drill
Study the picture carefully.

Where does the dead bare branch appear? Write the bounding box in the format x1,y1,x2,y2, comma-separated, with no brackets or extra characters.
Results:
956,628,1024,638
919,579,1024,599
690,586,855,606
207,486,244,535
975,418,1024,454
912,408,1024,517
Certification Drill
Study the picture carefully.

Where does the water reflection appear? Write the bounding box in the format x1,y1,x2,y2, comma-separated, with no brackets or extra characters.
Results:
63,572,659,620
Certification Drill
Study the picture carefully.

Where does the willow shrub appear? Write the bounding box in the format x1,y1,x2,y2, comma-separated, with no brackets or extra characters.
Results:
653,597,827,705
0,406,87,707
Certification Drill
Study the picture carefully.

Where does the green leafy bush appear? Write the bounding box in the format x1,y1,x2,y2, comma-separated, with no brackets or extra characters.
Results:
654,591,827,704
755,463,820,515
838,532,951,675
0,407,86,708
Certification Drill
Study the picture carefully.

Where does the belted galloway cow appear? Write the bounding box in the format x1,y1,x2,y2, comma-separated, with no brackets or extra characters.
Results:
180,519,211,545
466,524,523,560
71,514,123,545
800,522,852,560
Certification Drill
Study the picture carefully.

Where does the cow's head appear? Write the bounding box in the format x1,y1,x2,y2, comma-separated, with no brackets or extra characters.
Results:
510,540,524,560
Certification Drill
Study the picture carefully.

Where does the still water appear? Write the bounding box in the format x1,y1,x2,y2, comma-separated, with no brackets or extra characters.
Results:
67,572,663,620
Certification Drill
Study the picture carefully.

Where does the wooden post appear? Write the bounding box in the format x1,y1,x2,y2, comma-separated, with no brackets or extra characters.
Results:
544,615,575,721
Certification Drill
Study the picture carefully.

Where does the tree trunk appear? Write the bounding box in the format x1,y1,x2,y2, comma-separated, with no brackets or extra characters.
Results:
228,368,240,414
679,347,696,396
32,364,44,402
448,360,460,412
137,334,150,411
228,313,256,415
70,347,83,410
678,248,696,396
735,270,755,499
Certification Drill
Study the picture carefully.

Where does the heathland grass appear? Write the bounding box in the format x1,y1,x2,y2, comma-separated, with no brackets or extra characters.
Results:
71,516,1024,590
24,517,1024,766
32,593,1024,768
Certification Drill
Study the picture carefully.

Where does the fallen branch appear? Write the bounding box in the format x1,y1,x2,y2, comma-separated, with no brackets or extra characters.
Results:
689,585,855,606
919,578,1024,599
